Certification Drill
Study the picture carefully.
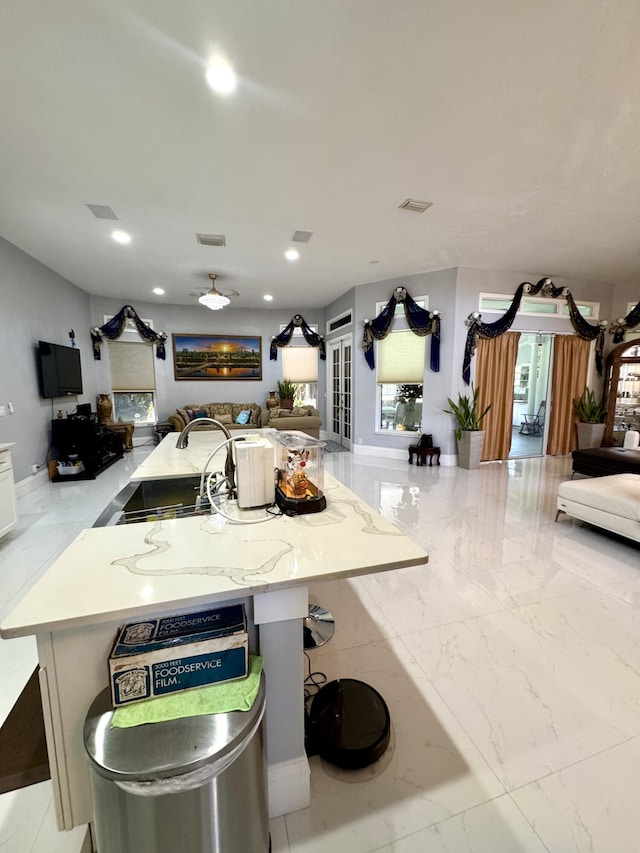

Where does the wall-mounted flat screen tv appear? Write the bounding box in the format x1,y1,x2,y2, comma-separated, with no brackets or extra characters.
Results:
38,340,83,398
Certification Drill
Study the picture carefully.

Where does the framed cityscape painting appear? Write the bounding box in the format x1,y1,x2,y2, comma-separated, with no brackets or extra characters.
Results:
172,334,262,380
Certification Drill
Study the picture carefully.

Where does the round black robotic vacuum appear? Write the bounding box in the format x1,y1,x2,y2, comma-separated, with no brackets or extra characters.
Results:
307,678,391,769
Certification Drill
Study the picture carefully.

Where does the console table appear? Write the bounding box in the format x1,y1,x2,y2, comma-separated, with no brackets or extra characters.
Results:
408,444,441,466
105,421,134,452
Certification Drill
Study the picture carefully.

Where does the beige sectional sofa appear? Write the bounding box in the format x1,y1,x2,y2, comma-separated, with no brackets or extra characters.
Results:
259,406,322,439
167,402,322,439
167,402,262,433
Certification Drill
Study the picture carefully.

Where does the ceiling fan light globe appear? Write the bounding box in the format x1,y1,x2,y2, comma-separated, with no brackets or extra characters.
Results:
198,292,230,310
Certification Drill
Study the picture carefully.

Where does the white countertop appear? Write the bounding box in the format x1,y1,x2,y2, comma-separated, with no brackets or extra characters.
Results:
1,431,427,638
130,428,261,480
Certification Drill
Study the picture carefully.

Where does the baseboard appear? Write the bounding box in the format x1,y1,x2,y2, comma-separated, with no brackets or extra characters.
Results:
353,443,456,465
268,755,310,818
80,825,93,853
15,469,49,499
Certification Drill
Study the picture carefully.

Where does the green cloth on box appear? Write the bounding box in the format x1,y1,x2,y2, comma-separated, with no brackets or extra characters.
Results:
112,655,263,729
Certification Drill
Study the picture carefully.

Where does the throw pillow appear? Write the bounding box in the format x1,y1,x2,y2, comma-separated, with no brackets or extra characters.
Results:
185,407,208,421
235,409,252,425
216,413,232,425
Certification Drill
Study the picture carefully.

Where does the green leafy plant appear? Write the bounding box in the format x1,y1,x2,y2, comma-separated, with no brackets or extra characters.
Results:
573,388,606,423
443,384,492,440
277,379,297,400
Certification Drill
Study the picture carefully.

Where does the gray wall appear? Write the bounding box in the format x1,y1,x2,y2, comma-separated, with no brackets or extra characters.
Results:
1,230,636,482
0,237,100,482
89,296,327,425
351,267,626,456
352,268,458,454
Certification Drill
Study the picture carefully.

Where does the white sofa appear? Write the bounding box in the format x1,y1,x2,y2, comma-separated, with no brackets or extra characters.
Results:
556,474,640,543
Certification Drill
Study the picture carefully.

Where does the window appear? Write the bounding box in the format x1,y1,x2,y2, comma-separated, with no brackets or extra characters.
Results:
103,315,154,339
376,331,425,433
479,293,599,319
108,341,156,425
326,310,352,335
281,346,318,407
375,295,428,316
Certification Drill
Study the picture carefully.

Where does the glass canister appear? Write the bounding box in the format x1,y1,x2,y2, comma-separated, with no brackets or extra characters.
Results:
271,432,326,515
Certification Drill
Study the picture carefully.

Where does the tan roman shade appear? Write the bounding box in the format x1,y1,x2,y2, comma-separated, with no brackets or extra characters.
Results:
108,341,155,390
281,346,319,382
376,331,426,384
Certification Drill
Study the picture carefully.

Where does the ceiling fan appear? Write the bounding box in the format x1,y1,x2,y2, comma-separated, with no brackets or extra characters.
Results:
193,274,239,311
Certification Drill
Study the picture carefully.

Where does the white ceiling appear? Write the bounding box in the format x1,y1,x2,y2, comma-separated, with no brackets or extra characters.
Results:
1,1,640,311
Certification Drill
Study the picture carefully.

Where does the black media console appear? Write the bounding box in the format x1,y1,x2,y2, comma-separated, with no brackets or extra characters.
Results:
51,418,123,481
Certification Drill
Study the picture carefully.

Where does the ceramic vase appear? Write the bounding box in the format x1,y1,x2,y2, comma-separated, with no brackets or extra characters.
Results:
266,391,278,411
97,394,113,423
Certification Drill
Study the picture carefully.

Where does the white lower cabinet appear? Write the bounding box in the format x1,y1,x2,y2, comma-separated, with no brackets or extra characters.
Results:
0,449,17,538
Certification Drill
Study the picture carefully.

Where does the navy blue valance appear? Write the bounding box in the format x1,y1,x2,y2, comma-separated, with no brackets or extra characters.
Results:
463,278,608,384
91,305,167,360
362,287,441,372
270,315,326,361
609,300,640,343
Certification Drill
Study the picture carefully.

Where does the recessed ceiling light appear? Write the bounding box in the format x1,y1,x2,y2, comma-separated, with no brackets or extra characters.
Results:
285,248,299,261
263,294,273,302
205,61,237,95
112,230,131,245
152,287,165,295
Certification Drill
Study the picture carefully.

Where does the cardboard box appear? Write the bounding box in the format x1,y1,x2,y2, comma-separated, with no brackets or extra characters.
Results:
109,604,248,707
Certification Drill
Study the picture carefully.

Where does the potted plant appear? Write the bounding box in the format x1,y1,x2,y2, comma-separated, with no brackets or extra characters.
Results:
573,387,606,449
443,384,492,469
277,379,298,410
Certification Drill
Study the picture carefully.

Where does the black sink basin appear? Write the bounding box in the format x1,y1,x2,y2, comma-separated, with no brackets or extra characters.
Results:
93,477,205,527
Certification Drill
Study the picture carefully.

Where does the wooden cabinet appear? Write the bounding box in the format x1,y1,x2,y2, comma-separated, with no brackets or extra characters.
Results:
0,447,17,538
603,338,640,446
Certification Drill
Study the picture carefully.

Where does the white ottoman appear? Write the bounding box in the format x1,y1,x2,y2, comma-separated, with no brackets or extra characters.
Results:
556,474,640,543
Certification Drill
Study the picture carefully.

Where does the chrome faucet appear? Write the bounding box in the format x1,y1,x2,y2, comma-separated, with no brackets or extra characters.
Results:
176,417,236,497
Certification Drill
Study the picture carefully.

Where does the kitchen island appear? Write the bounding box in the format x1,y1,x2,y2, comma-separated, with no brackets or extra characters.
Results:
1,430,428,835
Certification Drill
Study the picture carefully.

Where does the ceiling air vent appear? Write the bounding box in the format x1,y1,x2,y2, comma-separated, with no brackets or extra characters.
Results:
86,203,119,220
196,233,226,247
291,230,313,243
398,199,433,213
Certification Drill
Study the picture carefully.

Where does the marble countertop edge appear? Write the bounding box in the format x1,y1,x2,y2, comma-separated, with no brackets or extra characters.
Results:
0,553,427,639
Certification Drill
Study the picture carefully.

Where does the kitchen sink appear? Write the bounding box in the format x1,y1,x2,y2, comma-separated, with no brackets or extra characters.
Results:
93,477,208,527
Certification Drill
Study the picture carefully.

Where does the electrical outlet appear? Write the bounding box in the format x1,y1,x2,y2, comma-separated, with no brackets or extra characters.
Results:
0,405,6,417
31,464,39,474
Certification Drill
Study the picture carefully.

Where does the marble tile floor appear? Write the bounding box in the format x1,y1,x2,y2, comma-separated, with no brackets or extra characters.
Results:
1,449,639,852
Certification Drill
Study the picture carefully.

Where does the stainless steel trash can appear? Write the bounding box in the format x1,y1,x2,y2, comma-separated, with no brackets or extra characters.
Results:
83,673,268,853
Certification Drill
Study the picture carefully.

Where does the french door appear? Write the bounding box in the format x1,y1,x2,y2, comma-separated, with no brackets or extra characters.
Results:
327,335,352,448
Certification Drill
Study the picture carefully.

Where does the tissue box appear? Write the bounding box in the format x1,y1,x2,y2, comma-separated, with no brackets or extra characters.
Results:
109,604,249,707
